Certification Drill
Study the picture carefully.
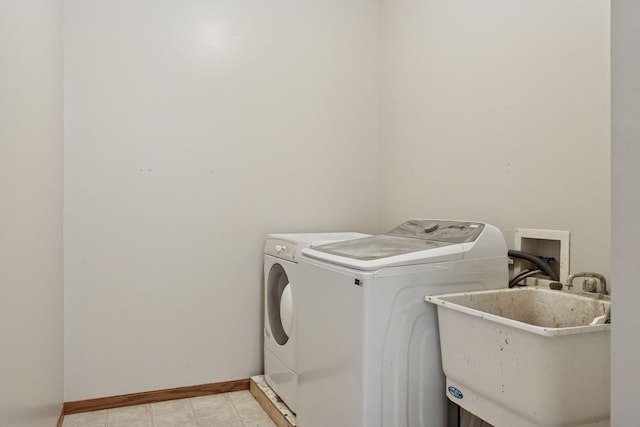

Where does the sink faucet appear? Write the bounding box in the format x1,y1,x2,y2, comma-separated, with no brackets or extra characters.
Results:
566,272,608,295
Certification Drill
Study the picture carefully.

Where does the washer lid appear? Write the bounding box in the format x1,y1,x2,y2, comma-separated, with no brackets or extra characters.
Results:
309,234,450,261
302,220,487,270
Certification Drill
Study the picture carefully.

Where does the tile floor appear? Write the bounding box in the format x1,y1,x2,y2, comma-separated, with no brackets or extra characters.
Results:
62,391,276,427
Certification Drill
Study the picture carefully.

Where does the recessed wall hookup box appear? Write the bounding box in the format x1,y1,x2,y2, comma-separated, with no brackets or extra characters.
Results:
514,228,570,285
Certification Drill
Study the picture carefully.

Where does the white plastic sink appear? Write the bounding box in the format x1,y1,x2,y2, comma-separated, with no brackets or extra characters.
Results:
427,288,610,427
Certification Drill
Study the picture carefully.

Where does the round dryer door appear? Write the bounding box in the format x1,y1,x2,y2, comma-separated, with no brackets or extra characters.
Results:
267,263,293,345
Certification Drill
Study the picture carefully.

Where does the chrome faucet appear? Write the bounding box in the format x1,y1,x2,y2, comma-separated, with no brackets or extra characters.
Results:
566,272,608,295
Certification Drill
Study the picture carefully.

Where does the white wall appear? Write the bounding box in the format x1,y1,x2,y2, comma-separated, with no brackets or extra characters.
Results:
0,0,64,425
379,0,610,278
64,0,612,404
63,0,379,400
611,0,640,424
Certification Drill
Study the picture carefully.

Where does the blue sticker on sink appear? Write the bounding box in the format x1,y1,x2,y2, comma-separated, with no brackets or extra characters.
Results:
448,386,463,399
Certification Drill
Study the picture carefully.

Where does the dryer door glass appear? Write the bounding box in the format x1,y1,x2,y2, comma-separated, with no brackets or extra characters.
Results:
280,283,293,338
267,263,291,345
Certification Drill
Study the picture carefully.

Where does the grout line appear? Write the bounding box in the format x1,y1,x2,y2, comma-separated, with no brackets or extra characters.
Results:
188,397,195,427
227,392,242,420
150,403,156,427
228,392,249,427
234,394,249,427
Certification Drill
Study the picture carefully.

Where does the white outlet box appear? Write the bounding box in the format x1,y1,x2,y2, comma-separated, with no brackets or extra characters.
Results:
514,228,570,286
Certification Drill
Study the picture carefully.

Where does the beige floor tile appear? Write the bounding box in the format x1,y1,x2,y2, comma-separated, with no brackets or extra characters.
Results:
62,410,107,427
197,421,243,427
63,392,274,427
227,391,255,404
109,418,152,427
108,404,151,422
193,404,240,425
191,394,230,409
154,410,198,427
152,398,193,415
243,418,277,427
63,422,105,427
233,400,269,421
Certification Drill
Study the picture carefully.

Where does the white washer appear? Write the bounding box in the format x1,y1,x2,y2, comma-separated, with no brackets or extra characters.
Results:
263,232,369,413
297,220,508,427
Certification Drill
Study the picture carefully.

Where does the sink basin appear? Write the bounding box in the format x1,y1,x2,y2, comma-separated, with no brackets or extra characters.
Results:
426,288,610,427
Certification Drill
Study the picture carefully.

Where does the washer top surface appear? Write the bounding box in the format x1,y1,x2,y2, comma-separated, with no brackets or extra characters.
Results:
302,220,503,271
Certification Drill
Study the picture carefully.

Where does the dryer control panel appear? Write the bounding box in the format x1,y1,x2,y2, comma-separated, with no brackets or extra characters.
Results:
265,232,371,262
265,239,296,262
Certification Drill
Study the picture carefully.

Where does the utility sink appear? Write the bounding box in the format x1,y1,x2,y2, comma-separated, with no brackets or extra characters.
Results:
426,288,611,427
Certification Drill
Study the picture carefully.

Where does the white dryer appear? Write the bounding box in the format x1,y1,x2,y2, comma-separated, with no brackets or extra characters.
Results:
263,232,368,413
297,220,508,427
